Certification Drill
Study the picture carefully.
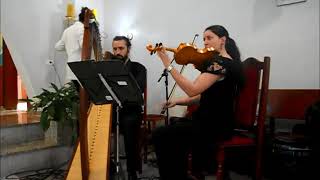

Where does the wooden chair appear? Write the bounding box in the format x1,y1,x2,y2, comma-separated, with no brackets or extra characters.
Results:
140,81,166,162
212,56,270,180
138,71,168,165
136,84,147,173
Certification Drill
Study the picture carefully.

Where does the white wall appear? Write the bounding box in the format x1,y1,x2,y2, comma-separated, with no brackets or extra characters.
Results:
1,0,72,97
0,0,105,97
1,0,319,115
103,0,319,115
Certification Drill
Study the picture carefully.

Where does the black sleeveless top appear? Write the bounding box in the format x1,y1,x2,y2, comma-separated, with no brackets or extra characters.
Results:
192,55,244,141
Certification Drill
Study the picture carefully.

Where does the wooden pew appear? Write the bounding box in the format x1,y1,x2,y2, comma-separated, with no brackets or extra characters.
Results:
267,89,320,134
268,89,320,120
266,89,320,180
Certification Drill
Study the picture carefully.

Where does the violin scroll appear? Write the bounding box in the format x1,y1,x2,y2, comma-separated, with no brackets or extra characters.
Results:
146,43,165,55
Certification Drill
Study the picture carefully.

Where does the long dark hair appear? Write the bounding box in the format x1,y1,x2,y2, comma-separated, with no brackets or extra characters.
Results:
205,25,241,61
206,25,245,92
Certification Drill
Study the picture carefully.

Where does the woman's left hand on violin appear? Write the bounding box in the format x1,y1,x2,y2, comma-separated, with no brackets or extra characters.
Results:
156,48,171,67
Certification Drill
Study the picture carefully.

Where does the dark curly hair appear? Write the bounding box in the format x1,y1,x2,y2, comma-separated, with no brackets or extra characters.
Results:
113,36,132,49
78,7,89,23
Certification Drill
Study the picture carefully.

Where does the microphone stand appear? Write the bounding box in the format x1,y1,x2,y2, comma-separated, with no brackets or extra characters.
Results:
157,34,199,125
158,67,171,125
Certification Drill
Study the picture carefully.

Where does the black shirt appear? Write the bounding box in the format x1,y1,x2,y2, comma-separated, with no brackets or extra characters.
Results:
193,56,244,141
122,59,146,112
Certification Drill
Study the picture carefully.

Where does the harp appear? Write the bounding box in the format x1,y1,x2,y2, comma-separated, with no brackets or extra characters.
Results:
65,8,111,180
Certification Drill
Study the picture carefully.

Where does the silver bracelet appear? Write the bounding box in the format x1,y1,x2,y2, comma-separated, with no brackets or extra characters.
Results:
166,65,173,72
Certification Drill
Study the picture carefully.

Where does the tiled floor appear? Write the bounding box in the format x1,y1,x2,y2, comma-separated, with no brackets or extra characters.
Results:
1,158,267,180
0,110,311,180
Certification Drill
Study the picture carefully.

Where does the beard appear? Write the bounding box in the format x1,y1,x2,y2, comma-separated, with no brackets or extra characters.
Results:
113,54,128,61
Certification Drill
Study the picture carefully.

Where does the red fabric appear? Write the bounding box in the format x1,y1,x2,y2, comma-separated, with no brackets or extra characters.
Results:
235,66,260,129
186,104,198,118
3,40,17,109
219,135,255,147
0,66,3,106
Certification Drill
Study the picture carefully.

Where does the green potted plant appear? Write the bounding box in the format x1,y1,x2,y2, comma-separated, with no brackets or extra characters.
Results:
28,82,79,142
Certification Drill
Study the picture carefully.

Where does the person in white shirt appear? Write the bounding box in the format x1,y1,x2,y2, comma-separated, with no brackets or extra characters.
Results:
55,7,88,90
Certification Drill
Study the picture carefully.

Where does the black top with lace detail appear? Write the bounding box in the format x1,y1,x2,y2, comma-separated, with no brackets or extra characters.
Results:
192,55,244,142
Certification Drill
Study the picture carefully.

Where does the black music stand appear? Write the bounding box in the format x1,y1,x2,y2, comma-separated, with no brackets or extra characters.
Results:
68,60,143,180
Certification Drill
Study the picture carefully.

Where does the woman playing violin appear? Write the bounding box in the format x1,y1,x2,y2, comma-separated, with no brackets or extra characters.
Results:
152,25,245,180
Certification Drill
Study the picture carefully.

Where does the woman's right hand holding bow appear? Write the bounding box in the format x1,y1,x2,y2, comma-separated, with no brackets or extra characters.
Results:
162,100,177,109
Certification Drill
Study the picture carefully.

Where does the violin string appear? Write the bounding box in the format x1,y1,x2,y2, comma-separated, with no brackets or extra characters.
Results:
90,20,103,61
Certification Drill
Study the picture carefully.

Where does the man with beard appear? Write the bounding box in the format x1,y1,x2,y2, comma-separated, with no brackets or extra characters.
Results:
110,36,146,180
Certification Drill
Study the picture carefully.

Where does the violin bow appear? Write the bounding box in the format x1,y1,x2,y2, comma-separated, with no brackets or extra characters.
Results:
160,34,199,115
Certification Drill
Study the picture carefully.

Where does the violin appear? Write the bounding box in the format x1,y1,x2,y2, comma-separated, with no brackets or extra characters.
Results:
146,42,219,69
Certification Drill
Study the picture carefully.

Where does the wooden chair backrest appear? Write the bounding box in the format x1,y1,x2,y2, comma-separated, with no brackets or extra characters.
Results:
234,57,270,132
